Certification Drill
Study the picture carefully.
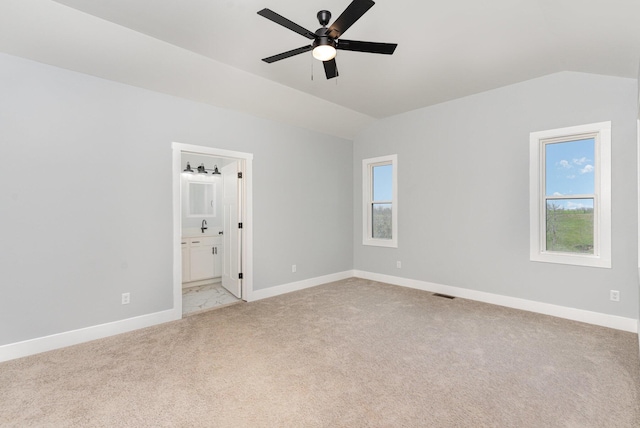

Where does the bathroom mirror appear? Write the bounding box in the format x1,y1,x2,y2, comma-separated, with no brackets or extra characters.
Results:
188,182,215,217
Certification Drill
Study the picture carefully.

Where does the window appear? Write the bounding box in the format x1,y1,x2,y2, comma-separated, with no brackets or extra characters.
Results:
529,122,611,268
363,154,397,247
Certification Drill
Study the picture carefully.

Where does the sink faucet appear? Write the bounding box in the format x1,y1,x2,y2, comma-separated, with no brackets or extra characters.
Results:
201,219,208,233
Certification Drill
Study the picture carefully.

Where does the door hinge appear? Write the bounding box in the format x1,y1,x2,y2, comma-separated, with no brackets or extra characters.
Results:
238,222,243,229
238,172,243,179
238,273,243,279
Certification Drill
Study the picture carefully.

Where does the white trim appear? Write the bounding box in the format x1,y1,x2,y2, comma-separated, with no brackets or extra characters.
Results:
362,154,398,248
0,270,349,362
0,309,177,363
353,270,638,333
637,119,640,353
242,158,254,302
529,122,611,268
182,278,221,289
175,143,255,161
250,271,354,301
173,145,185,318
4,270,635,362
172,142,254,305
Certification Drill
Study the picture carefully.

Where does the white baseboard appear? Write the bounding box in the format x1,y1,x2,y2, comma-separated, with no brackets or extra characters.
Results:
0,269,353,363
3,270,635,363
0,308,181,363
249,270,354,301
354,270,638,333
182,278,221,289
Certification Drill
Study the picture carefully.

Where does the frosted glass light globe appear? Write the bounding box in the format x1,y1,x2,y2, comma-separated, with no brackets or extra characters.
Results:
312,45,337,61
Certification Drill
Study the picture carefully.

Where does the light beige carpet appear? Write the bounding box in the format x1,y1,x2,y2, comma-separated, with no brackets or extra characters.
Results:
1,278,639,427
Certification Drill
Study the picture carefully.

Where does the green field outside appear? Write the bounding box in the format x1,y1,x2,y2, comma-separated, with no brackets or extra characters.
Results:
546,205,594,254
373,206,392,239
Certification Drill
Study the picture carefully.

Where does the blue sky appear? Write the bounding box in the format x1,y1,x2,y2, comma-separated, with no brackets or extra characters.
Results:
373,164,393,201
545,138,594,209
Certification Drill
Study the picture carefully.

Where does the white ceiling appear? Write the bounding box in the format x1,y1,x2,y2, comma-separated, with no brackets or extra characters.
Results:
2,0,640,139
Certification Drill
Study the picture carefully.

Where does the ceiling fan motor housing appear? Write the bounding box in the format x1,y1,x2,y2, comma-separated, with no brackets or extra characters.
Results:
317,10,331,26
313,27,336,50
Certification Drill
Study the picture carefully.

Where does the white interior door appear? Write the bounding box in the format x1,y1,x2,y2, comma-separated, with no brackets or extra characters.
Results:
222,162,242,298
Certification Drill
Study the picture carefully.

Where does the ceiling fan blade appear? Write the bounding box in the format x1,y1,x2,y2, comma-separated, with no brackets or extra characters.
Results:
262,45,313,63
323,58,339,79
327,0,375,39
257,8,316,40
337,39,397,55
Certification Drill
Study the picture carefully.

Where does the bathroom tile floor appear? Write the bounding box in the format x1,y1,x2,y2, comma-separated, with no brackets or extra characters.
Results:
182,283,241,316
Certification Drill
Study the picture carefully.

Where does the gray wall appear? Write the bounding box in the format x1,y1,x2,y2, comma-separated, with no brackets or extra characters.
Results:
0,53,353,346
354,71,639,319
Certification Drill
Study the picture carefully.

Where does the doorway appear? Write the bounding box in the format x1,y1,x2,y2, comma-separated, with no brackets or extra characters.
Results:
171,143,253,318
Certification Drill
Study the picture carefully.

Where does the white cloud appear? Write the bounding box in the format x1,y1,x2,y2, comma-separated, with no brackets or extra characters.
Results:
553,192,563,196
566,201,592,210
559,160,571,169
580,164,594,174
566,174,576,179
573,157,589,165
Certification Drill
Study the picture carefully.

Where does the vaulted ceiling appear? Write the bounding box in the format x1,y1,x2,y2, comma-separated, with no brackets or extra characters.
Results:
1,0,639,139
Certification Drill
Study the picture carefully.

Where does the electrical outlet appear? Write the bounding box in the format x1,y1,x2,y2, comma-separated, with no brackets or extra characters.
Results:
292,264,296,273
396,261,402,269
122,292,130,305
610,290,620,302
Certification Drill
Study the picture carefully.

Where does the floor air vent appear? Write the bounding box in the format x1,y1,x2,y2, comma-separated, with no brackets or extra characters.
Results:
433,293,455,299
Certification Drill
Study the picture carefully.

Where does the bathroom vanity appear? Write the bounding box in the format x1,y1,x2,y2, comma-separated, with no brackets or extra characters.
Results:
182,234,223,288
181,162,224,289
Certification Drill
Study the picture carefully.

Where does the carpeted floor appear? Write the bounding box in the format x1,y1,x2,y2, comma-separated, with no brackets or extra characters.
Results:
1,277,639,427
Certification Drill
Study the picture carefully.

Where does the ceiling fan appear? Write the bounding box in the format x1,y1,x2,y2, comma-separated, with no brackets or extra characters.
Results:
257,0,397,79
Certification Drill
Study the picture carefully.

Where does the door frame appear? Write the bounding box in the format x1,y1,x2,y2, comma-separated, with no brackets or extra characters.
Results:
172,142,253,318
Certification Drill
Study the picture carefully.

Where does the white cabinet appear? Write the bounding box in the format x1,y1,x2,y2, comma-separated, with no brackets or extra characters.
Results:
189,238,215,281
182,236,222,285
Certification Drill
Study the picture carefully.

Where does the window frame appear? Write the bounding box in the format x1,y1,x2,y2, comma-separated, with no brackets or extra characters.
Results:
362,154,398,248
529,122,611,268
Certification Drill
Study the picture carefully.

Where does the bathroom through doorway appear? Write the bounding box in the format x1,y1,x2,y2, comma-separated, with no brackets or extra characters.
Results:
171,143,253,317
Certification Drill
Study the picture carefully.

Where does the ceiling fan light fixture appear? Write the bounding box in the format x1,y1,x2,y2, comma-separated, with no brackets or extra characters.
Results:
258,1,397,78
312,37,337,61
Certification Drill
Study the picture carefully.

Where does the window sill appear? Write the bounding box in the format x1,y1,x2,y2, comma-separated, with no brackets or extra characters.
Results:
363,239,398,248
530,251,611,268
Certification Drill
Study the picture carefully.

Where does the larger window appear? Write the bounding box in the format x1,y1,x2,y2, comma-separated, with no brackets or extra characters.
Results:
363,154,398,247
529,122,611,268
